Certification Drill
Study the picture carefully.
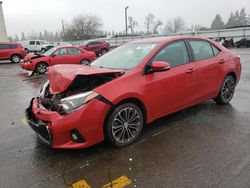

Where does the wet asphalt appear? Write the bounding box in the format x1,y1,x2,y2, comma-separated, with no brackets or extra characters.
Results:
0,48,249,188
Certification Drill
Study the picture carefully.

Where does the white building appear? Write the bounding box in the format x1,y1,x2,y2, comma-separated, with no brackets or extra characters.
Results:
0,1,8,42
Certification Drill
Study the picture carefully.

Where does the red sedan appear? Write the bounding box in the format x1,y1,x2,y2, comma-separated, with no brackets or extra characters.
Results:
20,46,96,74
26,36,241,149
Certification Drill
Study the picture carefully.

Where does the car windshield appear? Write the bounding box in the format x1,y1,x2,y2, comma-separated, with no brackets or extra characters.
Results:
91,43,158,70
43,47,56,55
40,40,48,45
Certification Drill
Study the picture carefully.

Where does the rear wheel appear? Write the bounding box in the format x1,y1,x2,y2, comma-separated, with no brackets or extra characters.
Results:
36,62,48,74
11,54,21,63
105,103,144,147
80,59,90,65
214,75,236,104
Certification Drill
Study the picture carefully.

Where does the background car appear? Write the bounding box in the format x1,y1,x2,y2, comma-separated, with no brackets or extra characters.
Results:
20,40,54,53
79,40,110,56
26,36,241,149
20,46,95,74
235,38,250,48
0,42,26,63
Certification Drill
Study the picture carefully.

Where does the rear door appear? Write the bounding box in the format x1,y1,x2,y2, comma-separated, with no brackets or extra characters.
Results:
187,40,224,101
29,41,36,51
145,40,197,118
67,47,83,64
0,44,10,59
50,47,69,65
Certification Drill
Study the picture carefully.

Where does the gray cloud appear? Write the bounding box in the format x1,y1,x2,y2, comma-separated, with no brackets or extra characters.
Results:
2,0,250,37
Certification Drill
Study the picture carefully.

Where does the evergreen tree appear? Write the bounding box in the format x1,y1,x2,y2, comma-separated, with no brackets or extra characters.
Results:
39,32,43,40
234,10,240,26
239,8,248,26
226,12,235,28
14,35,19,42
21,32,26,41
211,14,224,30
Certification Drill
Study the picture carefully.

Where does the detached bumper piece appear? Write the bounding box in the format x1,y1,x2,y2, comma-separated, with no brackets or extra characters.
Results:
25,99,52,146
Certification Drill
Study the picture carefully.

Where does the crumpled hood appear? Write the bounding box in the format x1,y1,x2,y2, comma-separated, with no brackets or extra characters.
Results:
47,64,123,94
24,53,45,62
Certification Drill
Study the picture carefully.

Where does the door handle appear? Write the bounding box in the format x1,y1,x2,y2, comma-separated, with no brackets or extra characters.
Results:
218,59,226,64
186,68,196,74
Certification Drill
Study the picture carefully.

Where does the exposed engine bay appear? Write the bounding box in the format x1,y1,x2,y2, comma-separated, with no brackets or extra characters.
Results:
38,73,121,114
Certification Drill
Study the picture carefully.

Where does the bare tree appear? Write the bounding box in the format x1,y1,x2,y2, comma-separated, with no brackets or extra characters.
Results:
128,17,138,34
153,19,163,34
65,14,103,40
144,13,155,34
163,17,186,34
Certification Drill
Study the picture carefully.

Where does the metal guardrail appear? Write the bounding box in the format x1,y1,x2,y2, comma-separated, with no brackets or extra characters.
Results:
69,27,250,47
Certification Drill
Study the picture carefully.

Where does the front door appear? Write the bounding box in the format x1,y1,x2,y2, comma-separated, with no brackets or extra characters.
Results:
51,48,68,65
145,40,197,119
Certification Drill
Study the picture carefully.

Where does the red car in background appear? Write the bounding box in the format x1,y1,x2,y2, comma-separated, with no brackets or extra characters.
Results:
20,46,96,74
79,40,110,56
0,42,26,63
26,36,241,149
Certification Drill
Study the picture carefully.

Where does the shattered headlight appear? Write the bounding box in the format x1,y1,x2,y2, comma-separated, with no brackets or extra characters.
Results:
60,91,99,114
40,80,50,98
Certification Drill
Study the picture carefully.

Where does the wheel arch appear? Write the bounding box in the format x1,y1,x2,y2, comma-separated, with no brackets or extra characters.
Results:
227,71,237,82
103,97,147,138
10,53,21,57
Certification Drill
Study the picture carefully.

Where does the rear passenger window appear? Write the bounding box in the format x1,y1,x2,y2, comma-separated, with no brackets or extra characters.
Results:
189,40,214,61
29,41,35,45
0,44,14,49
68,48,81,55
152,41,189,67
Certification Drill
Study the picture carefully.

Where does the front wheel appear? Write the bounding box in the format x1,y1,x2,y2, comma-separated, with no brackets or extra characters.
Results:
41,48,46,53
80,59,90,65
105,103,144,147
214,75,236,104
101,48,107,55
36,62,48,74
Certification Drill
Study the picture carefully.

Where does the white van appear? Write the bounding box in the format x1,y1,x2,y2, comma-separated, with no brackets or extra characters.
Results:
20,40,54,53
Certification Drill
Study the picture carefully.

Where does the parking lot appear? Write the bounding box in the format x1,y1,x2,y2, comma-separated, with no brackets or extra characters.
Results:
0,48,249,187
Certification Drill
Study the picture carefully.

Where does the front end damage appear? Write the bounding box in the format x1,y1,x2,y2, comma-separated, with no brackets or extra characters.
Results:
26,65,124,148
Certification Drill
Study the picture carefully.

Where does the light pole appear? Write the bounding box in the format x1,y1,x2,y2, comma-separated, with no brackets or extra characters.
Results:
125,6,129,36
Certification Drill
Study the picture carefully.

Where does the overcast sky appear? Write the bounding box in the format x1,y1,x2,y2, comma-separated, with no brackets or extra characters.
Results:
2,0,250,37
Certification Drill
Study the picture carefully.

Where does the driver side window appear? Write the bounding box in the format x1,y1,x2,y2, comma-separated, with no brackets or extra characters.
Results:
152,40,189,67
54,48,67,56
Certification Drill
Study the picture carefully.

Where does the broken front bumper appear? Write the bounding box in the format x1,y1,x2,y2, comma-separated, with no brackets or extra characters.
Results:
25,97,111,149
25,98,52,146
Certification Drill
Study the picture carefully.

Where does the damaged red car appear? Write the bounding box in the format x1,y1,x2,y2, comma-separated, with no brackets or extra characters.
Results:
20,46,96,74
25,36,241,149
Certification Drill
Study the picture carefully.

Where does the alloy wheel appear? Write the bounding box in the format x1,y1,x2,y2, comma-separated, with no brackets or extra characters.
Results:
112,107,141,144
12,55,20,63
221,76,235,102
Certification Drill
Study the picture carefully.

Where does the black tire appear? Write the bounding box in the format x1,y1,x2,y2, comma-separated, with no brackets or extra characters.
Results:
36,62,48,74
214,75,236,104
41,48,46,53
10,54,21,63
105,103,144,147
25,48,29,54
101,48,107,55
80,59,90,65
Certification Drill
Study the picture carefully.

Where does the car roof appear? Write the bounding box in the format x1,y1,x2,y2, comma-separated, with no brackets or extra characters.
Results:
0,42,18,44
128,36,211,44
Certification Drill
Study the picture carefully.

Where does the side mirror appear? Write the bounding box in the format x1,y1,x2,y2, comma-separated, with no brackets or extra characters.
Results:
150,61,171,73
51,54,56,57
